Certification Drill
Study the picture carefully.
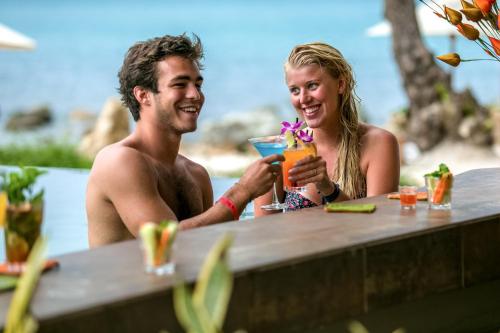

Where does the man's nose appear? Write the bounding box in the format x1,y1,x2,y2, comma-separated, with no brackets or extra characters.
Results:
187,84,202,100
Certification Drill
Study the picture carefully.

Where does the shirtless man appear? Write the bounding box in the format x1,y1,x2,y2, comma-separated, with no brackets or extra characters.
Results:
86,34,282,247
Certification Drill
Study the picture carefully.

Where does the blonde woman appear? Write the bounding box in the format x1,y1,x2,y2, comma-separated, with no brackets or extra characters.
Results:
254,42,400,215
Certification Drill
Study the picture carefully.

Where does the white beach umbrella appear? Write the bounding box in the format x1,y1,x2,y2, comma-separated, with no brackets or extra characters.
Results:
0,23,36,50
366,0,460,37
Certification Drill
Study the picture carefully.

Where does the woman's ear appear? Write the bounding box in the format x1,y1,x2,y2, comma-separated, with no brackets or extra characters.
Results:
133,86,151,106
338,78,346,95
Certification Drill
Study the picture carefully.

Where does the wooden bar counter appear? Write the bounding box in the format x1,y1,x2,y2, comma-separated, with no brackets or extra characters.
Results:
1,168,500,332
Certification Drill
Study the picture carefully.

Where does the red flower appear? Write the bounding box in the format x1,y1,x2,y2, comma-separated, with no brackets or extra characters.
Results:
489,36,500,56
473,0,493,14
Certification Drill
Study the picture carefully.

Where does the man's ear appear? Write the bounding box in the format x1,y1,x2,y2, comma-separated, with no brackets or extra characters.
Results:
338,77,346,95
133,86,151,106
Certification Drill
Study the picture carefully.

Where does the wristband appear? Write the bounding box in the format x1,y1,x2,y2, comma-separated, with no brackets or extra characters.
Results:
218,196,239,221
322,182,340,203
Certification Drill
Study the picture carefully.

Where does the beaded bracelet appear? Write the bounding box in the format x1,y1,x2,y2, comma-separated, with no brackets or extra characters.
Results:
322,182,340,203
218,196,239,221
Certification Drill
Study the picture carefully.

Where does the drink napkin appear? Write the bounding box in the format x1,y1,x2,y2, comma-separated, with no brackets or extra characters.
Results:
324,203,376,213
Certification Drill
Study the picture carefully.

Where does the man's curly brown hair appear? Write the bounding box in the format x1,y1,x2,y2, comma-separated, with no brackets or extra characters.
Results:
118,34,203,121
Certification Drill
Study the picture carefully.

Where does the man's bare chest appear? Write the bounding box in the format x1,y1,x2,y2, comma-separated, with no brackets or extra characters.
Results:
155,168,205,220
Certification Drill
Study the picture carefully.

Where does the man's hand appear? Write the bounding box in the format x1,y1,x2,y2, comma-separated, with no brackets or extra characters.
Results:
238,154,284,200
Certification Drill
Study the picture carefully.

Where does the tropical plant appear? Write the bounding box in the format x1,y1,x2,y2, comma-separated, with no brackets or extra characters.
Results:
173,233,235,333
4,237,47,333
419,0,500,66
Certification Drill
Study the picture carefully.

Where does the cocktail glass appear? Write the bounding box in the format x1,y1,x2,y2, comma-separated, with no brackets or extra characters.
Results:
248,135,287,211
4,200,44,271
425,175,452,210
282,143,317,192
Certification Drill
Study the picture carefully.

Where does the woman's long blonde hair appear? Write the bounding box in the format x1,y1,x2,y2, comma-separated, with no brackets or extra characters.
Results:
285,42,366,199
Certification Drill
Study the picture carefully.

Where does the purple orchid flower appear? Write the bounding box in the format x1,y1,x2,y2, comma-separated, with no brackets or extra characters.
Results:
280,119,304,135
297,129,313,143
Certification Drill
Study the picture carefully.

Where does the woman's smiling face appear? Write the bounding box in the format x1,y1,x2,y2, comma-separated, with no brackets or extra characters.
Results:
286,64,345,129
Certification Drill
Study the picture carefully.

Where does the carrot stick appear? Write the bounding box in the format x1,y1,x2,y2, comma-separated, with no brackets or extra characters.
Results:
154,228,170,266
432,173,452,204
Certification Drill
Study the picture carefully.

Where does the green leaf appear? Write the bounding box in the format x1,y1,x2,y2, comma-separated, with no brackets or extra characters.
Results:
173,281,215,333
0,276,18,291
348,321,369,333
424,163,451,178
2,167,46,205
5,236,46,333
193,233,234,330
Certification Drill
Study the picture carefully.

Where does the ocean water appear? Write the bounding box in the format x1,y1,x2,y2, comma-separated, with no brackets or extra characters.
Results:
0,0,499,144
0,166,246,259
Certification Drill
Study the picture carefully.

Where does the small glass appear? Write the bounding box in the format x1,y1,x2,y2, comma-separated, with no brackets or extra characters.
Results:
4,200,44,271
399,185,417,210
282,143,317,192
142,242,176,276
139,224,177,276
425,175,452,210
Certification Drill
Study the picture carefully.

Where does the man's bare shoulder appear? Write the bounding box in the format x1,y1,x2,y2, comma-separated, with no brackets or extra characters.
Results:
89,143,153,185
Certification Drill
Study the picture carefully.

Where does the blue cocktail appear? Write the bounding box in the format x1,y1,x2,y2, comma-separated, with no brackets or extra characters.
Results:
248,135,287,211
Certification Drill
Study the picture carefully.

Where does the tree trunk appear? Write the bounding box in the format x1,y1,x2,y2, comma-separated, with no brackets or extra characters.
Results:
385,0,452,150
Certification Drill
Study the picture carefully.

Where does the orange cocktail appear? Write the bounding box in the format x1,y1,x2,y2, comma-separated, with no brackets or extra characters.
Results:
282,143,316,192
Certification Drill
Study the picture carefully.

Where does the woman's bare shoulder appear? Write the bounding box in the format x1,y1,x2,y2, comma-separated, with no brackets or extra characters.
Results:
359,123,398,148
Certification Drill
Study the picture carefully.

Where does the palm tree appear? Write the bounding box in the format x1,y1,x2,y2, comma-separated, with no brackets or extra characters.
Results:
385,0,492,150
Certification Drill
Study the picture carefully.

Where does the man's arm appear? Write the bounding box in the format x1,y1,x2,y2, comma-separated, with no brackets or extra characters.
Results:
178,153,284,230
90,147,283,241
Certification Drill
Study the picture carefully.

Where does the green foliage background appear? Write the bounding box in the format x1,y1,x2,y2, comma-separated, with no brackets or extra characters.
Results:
0,143,92,169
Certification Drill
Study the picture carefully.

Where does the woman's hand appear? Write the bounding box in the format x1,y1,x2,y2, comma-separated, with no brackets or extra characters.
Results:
287,155,335,195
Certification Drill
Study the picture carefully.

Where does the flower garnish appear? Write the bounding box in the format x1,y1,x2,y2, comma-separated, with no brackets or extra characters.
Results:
281,118,313,148
297,129,313,143
280,119,303,135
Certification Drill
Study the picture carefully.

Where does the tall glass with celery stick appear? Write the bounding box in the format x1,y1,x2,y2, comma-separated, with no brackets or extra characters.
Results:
139,220,178,276
424,163,453,210
248,135,287,211
281,119,316,192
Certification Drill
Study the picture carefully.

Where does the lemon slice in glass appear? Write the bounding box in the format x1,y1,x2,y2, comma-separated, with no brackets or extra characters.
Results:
0,192,7,227
284,130,295,148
